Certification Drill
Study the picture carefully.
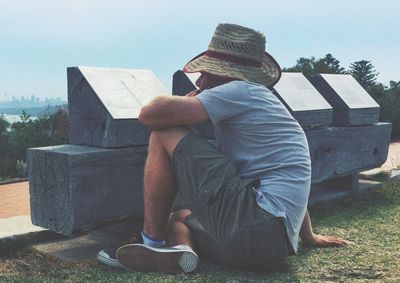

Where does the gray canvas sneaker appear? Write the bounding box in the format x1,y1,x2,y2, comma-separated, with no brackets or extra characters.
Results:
97,233,143,269
117,244,199,273
97,248,123,269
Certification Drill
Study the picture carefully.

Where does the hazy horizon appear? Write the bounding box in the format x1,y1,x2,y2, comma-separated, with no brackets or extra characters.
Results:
1,0,399,100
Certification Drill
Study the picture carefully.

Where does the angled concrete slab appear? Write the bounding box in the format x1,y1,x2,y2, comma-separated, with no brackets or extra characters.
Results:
33,219,140,262
273,72,333,128
310,74,380,126
0,215,45,239
68,66,169,147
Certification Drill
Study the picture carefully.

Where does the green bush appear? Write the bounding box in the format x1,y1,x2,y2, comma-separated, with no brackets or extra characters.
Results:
0,107,68,179
373,82,400,139
0,115,13,179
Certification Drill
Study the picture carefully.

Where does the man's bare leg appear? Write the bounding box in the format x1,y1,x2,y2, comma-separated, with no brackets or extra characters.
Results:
117,128,199,273
142,127,191,242
167,209,194,248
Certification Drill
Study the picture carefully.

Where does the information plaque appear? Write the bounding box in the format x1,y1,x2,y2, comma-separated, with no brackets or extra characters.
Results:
273,72,333,128
310,74,380,126
68,66,169,147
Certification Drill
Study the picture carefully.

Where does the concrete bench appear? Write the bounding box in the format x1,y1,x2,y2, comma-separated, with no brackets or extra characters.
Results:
27,67,391,236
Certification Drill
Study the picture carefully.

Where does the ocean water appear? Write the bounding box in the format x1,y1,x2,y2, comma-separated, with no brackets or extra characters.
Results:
2,114,37,123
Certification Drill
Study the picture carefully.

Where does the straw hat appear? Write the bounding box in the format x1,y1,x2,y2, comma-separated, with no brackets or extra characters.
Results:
183,23,281,88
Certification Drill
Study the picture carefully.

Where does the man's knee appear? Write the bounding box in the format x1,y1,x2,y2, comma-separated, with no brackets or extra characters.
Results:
167,209,192,237
150,127,192,156
169,209,192,224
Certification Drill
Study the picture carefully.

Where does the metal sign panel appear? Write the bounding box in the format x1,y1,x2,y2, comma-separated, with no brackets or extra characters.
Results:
273,73,332,112
78,66,169,119
185,72,201,87
319,74,379,109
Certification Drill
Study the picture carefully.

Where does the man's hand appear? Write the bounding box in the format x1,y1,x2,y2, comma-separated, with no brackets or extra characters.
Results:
302,233,352,248
300,210,353,248
185,90,201,97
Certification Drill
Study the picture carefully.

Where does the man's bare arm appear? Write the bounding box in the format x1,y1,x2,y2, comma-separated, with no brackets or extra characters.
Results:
139,95,208,130
300,210,352,247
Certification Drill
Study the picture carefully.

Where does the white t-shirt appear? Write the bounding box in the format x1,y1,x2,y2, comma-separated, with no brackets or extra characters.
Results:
196,80,311,253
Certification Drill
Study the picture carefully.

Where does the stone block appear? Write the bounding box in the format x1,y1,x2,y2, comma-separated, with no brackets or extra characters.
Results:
27,123,391,235
27,144,147,235
307,123,391,183
310,74,380,126
273,72,333,128
68,66,169,147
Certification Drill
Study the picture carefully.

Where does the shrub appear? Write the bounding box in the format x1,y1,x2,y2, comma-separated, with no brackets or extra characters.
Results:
0,106,69,179
374,82,400,139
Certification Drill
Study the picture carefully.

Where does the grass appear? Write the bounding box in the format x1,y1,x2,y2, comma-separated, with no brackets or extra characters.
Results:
1,179,400,282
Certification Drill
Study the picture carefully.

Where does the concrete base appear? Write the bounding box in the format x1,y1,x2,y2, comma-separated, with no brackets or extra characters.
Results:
309,179,383,206
34,219,141,262
27,172,396,264
0,215,45,239
32,219,217,272
390,170,400,180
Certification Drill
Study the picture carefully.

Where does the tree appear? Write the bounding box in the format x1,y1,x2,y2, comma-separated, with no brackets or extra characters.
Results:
0,115,13,179
9,107,68,161
0,108,69,179
283,56,317,77
284,54,345,77
349,60,379,91
19,110,31,122
389,81,400,95
314,54,346,74
0,114,10,156
49,107,69,142
371,80,400,139
0,114,9,135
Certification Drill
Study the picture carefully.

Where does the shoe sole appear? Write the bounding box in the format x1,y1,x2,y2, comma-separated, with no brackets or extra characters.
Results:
96,251,123,269
117,244,198,273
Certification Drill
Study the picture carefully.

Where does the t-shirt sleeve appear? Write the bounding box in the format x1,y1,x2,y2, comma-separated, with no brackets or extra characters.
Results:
195,81,251,124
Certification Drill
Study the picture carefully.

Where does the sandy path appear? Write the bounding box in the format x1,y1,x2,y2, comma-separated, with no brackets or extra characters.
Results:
0,181,30,218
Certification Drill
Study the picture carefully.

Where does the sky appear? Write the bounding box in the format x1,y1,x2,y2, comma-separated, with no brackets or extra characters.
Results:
0,0,399,101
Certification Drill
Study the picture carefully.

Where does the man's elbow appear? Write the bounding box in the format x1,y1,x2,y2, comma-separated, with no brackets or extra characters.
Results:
138,106,164,129
138,96,166,126
138,106,152,127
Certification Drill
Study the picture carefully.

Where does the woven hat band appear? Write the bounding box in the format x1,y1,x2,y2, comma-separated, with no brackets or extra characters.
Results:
205,50,262,68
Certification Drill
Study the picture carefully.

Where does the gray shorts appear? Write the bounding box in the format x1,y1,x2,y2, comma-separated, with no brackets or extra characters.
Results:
171,132,289,270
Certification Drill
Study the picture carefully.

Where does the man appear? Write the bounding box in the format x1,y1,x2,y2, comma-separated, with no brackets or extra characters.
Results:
98,23,349,273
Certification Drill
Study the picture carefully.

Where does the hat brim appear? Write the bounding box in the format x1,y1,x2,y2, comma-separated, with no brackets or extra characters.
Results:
183,51,281,88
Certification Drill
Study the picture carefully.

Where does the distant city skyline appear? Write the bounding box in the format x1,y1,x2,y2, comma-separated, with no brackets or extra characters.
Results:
0,94,66,108
1,0,399,101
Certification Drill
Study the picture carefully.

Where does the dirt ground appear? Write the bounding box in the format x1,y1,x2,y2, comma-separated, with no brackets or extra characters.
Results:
0,181,30,218
381,141,400,170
